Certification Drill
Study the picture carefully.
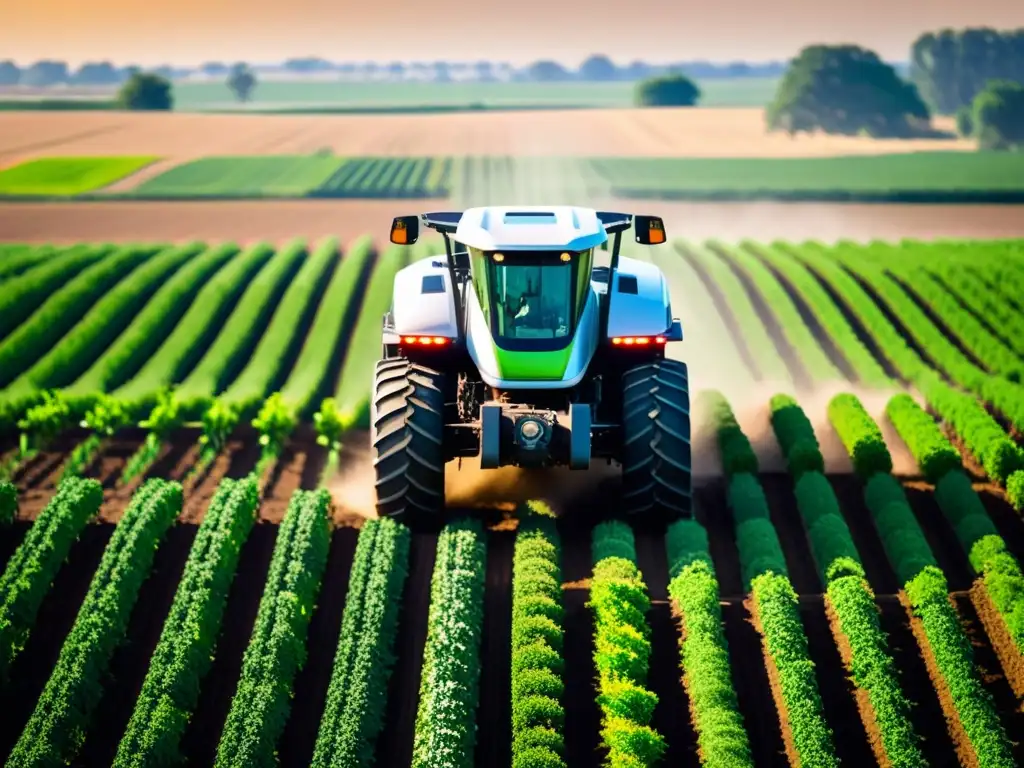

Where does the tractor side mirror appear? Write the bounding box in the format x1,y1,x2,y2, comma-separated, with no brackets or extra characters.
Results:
634,215,666,245
390,215,419,245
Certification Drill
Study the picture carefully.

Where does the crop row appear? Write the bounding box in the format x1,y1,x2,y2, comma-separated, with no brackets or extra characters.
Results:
0,478,15,524
312,517,410,768
0,476,101,680
114,476,259,768
829,393,1014,767
589,521,665,766
412,519,487,768
885,394,1024,654
0,243,60,281
665,519,753,768
214,488,331,767
769,394,924,766
8,479,182,767
705,392,838,767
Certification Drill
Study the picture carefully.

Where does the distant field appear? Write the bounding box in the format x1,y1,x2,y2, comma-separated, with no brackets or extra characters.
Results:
0,156,157,196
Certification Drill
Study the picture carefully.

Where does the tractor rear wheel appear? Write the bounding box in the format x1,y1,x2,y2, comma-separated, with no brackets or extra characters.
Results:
620,358,692,518
371,358,445,524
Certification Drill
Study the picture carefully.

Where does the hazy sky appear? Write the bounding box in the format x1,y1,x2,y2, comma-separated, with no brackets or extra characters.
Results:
6,0,1024,66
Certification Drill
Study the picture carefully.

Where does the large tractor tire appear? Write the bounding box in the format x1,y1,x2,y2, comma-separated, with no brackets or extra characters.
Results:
371,358,446,524
620,358,692,518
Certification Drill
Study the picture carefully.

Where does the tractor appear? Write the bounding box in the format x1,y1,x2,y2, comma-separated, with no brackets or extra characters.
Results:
371,206,691,525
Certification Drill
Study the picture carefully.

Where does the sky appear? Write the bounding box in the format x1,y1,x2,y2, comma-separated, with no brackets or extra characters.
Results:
5,0,1024,67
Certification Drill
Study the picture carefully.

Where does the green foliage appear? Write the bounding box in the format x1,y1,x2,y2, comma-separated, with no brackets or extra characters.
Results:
511,518,566,768
767,45,930,137
701,391,758,476
252,392,296,463
727,473,787,589
769,393,824,478
0,480,15,525
634,74,701,107
863,474,937,586
956,106,974,137
904,566,1014,766
884,394,962,483
412,519,487,768
0,477,101,680
215,488,331,768
199,399,239,459
117,71,173,110
227,63,257,102
0,157,158,196
589,522,665,767
280,236,374,421
68,242,241,395
8,479,181,767
0,244,58,281
114,477,258,768
827,393,893,478
0,243,159,388
312,517,411,768
665,520,753,768
751,572,837,767
313,398,344,449
18,390,73,450
971,80,1024,151
793,472,863,583
1008,470,1024,512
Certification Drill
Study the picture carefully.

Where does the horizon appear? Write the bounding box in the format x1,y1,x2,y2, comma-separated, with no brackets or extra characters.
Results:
6,0,1024,69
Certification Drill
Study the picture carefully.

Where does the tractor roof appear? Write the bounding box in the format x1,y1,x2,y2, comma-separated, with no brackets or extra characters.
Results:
453,206,610,252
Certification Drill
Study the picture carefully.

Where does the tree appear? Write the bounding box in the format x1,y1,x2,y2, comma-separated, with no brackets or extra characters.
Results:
227,63,257,102
116,72,173,110
911,27,1024,114
20,60,68,87
971,80,1024,150
0,60,20,86
73,62,121,85
474,60,495,82
579,54,618,81
766,45,930,137
634,74,701,107
386,61,405,80
527,60,571,82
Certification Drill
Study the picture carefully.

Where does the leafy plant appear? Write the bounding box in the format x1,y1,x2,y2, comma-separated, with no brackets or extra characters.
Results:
252,392,296,465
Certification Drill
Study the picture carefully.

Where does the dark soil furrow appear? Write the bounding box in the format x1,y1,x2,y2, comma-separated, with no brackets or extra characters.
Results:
902,483,975,592
829,475,900,596
474,528,514,768
694,480,744,598
760,473,822,595
375,531,437,768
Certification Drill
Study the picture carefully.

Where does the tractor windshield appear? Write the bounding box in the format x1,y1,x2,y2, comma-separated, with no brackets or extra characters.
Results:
467,247,593,351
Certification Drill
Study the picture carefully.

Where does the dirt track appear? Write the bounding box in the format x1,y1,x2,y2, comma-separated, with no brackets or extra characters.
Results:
0,109,968,164
3,199,1024,244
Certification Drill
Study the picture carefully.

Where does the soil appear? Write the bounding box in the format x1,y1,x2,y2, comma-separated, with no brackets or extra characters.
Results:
969,580,1024,699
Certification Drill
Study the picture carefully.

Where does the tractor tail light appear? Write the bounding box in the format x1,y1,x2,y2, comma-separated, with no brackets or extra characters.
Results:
401,335,452,347
611,336,667,346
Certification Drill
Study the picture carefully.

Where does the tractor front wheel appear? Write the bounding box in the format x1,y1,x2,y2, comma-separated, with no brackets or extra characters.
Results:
371,358,446,525
620,358,693,518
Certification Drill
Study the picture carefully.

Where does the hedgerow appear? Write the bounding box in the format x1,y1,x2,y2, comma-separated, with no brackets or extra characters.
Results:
312,517,411,768
589,521,665,767
214,488,331,768
0,476,101,680
8,479,182,767
510,517,566,768
411,519,487,768
114,477,258,768
666,519,753,768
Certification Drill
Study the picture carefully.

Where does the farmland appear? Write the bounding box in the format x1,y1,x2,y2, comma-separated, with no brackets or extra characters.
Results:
1,236,1024,767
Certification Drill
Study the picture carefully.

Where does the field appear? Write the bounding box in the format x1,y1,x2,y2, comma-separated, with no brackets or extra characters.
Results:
1,237,1024,767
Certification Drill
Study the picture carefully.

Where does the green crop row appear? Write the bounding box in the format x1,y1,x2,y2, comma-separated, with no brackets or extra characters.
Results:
925,263,1024,359
665,519,753,768
114,477,258,768
0,479,16,524
7,243,204,398
412,519,487,768
0,244,111,340
313,157,453,198
827,393,893,478
681,245,792,384
68,243,241,397
0,244,59,282
215,488,331,768
511,517,566,768
8,479,182,768
279,236,375,420
770,396,923,766
589,521,665,767
884,394,962,483
699,390,759,477
113,242,276,413
0,476,101,680
710,242,842,383
0,244,161,389
708,393,836,767
312,517,411,768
